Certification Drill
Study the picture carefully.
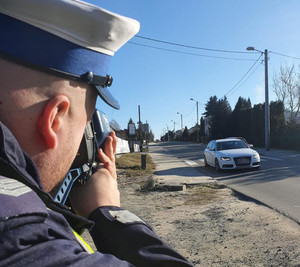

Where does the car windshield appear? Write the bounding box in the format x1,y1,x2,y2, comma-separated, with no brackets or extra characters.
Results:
217,140,248,151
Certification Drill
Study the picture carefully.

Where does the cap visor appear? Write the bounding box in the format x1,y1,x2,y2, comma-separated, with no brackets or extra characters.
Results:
94,85,120,110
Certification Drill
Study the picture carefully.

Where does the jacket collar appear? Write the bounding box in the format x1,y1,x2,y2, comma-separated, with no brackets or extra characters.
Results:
0,121,42,189
0,121,94,232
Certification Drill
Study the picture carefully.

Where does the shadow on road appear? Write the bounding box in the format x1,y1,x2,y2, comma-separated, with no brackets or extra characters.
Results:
220,167,299,184
154,166,204,177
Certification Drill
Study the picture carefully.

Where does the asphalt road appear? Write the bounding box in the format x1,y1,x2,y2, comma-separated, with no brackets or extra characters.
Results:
152,141,300,224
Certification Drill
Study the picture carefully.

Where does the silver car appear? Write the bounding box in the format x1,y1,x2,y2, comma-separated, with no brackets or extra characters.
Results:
204,138,260,172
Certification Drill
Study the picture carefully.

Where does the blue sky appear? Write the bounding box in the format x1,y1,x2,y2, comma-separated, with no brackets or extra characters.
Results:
89,1,300,139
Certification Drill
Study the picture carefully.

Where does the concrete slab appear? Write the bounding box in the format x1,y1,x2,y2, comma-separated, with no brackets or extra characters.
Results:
149,147,216,187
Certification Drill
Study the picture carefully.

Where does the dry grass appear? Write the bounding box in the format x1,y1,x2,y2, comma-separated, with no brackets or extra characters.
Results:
116,153,155,177
185,185,226,205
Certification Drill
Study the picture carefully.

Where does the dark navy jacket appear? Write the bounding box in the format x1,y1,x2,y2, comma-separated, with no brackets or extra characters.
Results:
0,122,193,266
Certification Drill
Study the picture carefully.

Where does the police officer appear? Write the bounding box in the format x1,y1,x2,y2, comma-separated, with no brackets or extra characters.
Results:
0,0,193,266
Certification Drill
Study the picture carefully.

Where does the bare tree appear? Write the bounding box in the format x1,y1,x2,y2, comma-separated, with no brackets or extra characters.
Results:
273,64,300,123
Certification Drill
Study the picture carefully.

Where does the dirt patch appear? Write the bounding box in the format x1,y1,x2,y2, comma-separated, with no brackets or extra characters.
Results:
116,172,300,266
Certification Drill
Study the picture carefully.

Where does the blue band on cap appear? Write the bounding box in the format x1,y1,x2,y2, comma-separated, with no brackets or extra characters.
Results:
0,13,111,77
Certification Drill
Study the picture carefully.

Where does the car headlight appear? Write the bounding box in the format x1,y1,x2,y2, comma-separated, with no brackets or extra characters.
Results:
220,157,231,161
253,153,260,159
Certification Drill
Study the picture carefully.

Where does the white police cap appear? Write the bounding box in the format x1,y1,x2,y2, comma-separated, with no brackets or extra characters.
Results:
0,0,140,109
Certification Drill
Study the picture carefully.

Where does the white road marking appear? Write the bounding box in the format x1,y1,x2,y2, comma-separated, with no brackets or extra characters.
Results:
260,156,283,161
185,160,200,167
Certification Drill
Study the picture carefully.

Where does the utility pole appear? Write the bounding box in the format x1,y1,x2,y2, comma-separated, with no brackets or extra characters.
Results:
166,124,169,141
138,105,142,152
247,46,270,150
145,120,148,145
171,120,175,131
264,49,270,151
177,112,183,130
190,98,199,143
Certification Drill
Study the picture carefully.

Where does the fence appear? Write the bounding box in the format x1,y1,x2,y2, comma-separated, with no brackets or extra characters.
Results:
116,137,140,154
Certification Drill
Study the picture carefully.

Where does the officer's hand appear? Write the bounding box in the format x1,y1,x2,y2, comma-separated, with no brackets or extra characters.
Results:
69,131,120,218
98,131,117,179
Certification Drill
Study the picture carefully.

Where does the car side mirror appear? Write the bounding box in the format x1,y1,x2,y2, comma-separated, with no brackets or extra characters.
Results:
248,144,253,148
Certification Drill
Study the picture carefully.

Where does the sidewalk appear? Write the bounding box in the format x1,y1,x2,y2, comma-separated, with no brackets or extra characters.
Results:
255,146,300,158
148,144,216,188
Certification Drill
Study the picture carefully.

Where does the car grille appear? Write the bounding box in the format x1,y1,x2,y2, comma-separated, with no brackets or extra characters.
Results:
234,156,251,166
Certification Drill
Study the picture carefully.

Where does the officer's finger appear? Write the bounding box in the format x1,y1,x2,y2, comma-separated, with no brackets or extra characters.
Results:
101,134,112,158
97,148,117,179
103,135,115,162
109,131,117,154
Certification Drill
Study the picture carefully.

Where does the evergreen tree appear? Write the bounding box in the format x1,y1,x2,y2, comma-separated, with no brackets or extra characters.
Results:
199,117,205,136
270,101,285,134
210,97,232,139
251,103,264,146
228,97,252,139
234,96,252,111
203,96,218,116
182,126,189,141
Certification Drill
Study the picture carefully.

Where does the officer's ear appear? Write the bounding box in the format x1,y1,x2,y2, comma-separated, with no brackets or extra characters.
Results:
38,95,70,149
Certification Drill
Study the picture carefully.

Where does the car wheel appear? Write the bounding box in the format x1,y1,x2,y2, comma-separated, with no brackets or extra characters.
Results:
215,159,221,172
204,156,208,167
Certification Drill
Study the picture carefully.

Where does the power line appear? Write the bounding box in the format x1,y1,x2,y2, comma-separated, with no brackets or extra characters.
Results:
227,61,263,98
225,54,263,97
135,35,255,54
183,104,196,118
269,51,300,61
129,41,258,61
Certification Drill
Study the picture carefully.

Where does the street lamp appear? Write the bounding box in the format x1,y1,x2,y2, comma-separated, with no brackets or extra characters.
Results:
190,98,199,143
177,112,183,130
166,124,169,141
171,120,175,132
247,46,270,151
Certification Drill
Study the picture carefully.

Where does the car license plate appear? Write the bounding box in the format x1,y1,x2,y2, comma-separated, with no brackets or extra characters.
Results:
237,158,250,164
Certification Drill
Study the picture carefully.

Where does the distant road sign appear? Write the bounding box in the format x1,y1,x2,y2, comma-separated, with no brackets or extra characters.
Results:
142,123,149,133
128,123,136,136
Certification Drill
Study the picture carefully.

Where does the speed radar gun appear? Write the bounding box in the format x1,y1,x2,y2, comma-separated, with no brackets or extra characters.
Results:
54,109,111,204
